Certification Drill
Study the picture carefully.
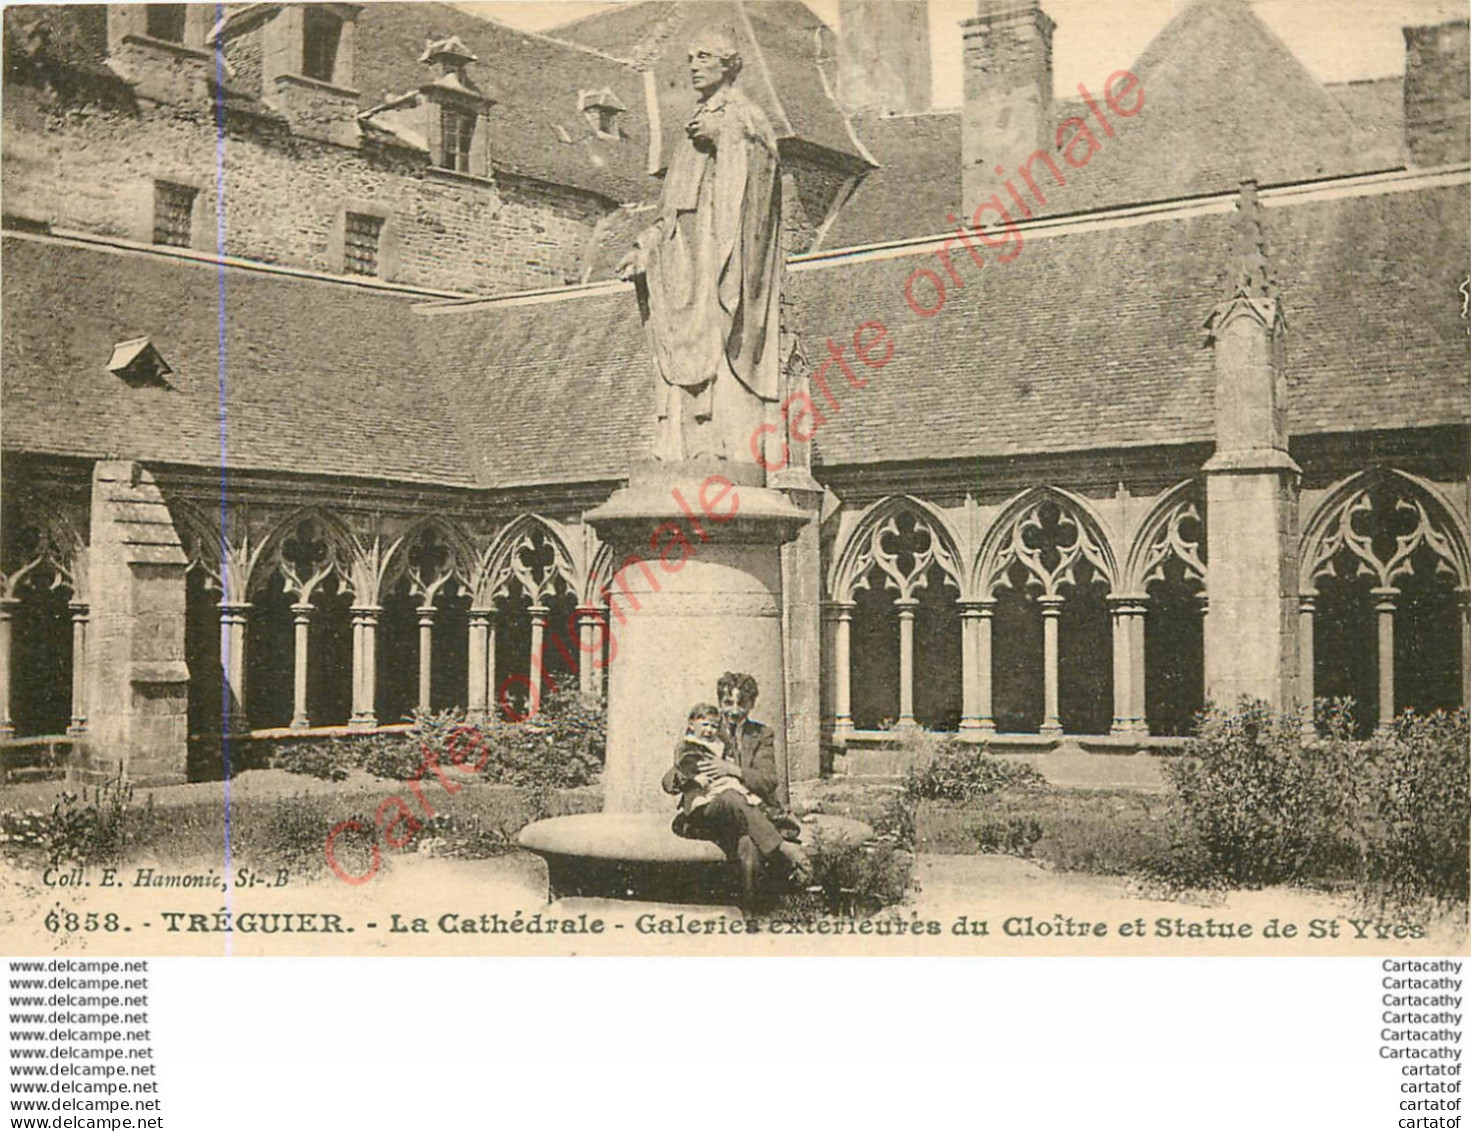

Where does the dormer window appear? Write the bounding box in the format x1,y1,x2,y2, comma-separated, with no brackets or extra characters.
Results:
579,88,626,139
145,4,188,44
439,107,476,173
302,8,344,84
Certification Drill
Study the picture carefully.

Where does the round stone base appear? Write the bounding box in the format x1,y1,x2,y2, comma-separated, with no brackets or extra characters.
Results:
518,812,876,904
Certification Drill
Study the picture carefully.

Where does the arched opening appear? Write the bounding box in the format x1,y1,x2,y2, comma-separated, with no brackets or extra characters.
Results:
246,578,294,730
377,586,419,726
913,565,962,730
1059,561,1111,734
1144,557,1205,736
184,567,224,737
12,584,71,737
307,574,353,727
850,579,898,730
991,571,1042,733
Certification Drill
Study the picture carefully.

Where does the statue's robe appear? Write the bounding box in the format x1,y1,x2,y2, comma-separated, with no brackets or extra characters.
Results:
637,84,782,464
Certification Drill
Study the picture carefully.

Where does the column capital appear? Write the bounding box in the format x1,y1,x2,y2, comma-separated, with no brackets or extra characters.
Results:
821,599,857,619
1370,586,1399,612
290,602,314,620
417,607,437,625
0,596,20,616
1297,592,1317,613
1038,595,1065,615
469,607,495,625
959,598,998,617
894,596,919,617
68,601,90,619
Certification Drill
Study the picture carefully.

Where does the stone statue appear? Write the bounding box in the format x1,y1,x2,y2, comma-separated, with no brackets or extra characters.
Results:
618,28,782,465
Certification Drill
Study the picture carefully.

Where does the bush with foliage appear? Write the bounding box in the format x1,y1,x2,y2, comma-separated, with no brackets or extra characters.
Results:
1162,698,1468,908
361,695,606,792
41,774,158,868
973,815,1044,857
903,738,1046,803
268,742,355,782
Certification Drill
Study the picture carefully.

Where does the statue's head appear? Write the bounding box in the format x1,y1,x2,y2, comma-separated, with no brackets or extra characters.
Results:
688,28,741,96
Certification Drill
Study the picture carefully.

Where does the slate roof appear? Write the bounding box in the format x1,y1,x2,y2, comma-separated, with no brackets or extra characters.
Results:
821,111,961,249
821,0,1422,249
555,0,871,172
352,3,653,204
790,181,1470,466
0,236,478,487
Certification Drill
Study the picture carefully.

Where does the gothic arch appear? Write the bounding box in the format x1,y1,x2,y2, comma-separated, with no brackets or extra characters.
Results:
381,517,475,608
248,507,356,602
972,487,1119,599
470,514,578,608
1299,468,1470,596
827,496,964,603
1123,480,1207,596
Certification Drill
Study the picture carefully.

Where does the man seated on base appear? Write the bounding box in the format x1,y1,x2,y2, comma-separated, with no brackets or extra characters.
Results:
662,673,811,908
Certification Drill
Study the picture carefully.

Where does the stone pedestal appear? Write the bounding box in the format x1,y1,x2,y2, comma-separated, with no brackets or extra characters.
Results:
585,461,808,815
84,462,189,785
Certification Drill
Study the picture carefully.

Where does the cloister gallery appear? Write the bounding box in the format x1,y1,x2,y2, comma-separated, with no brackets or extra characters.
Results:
1,0,1467,784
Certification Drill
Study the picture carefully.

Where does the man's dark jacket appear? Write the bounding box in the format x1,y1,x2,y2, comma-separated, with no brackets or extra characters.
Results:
661,718,779,815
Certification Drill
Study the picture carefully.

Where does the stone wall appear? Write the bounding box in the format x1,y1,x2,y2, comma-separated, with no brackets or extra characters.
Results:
1,84,611,294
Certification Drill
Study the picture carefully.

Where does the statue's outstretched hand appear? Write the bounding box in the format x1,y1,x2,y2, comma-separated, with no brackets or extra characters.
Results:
616,245,646,282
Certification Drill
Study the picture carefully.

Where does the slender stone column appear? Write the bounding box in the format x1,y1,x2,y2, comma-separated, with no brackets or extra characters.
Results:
0,597,17,738
417,607,435,713
576,606,600,697
290,603,312,729
349,606,380,730
219,602,249,731
1108,596,1131,735
1298,594,1316,736
1372,587,1397,732
895,596,918,726
1128,599,1148,734
67,602,89,734
528,604,549,717
1460,590,1471,717
1039,596,1064,736
959,601,983,736
466,609,491,722
976,600,996,734
832,601,854,741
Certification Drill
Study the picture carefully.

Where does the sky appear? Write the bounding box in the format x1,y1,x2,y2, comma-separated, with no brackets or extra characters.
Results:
459,0,1468,106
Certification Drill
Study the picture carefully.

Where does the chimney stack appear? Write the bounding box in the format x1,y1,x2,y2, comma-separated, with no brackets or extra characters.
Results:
1403,20,1470,167
961,0,1054,220
837,1,932,115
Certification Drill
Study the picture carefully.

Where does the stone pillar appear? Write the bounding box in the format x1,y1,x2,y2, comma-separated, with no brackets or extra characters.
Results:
67,602,89,734
1128,600,1148,734
1109,596,1131,735
84,461,190,784
219,602,249,731
976,600,996,734
1202,182,1300,711
1298,594,1316,736
0,597,16,738
417,607,435,713
777,473,825,789
1373,587,1397,732
576,606,601,697
290,603,312,729
959,601,983,735
348,606,379,730
1039,596,1064,736
895,596,918,727
1460,589,1471,715
527,604,549,717
466,609,491,722
586,462,807,814
831,601,855,743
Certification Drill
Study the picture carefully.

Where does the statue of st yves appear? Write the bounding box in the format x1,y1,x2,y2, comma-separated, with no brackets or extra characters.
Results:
619,29,782,467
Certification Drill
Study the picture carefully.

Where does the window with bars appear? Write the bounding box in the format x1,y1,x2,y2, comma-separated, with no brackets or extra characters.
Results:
439,107,476,174
152,182,196,248
145,4,188,43
302,8,343,84
343,213,384,276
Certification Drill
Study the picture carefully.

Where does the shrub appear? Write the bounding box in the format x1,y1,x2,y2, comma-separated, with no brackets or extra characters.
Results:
973,815,1044,857
1162,699,1469,908
268,742,354,782
42,773,158,868
903,739,1046,803
252,794,338,878
777,838,915,919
